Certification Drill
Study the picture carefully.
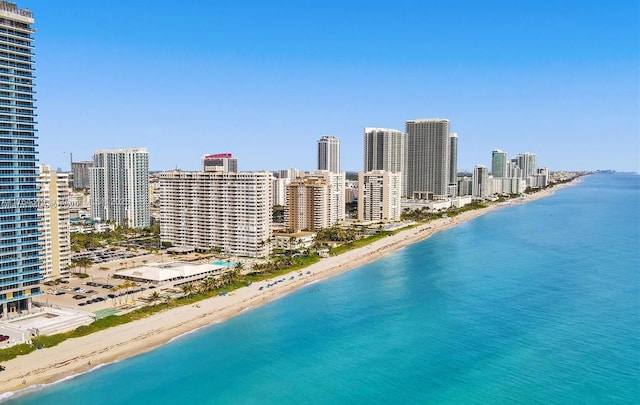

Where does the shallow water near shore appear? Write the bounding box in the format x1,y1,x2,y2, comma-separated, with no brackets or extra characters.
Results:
7,173,639,404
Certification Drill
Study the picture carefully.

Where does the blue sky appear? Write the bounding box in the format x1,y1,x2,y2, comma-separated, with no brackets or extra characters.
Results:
21,0,640,172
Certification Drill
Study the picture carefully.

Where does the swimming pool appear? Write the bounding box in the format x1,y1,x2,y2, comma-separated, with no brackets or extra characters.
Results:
212,260,236,267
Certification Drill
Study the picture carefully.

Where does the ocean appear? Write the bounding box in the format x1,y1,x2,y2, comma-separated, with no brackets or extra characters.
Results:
6,172,639,404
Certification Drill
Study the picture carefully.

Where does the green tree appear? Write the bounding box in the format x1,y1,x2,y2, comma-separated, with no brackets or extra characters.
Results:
148,291,161,306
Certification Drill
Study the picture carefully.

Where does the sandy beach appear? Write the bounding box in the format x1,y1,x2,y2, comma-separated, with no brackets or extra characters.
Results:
0,181,578,397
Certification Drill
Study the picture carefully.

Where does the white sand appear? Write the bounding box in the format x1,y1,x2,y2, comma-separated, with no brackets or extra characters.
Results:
0,182,577,396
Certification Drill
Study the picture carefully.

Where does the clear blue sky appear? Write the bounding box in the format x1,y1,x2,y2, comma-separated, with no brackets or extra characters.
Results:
21,0,640,173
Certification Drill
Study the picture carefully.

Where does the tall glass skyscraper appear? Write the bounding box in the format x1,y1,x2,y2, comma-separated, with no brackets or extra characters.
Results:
491,149,507,178
405,118,450,198
0,2,40,316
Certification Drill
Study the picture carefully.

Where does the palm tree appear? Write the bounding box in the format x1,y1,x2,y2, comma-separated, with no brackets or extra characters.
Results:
235,261,244,274
110,285,120,305
180,283,195,298
148,291,161,306
75,257,93,275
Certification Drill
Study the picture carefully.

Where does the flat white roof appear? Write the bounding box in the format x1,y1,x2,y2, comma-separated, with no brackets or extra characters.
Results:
114,262,229,282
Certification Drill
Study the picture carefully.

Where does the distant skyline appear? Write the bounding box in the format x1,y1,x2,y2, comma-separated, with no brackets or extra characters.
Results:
22,0,640,173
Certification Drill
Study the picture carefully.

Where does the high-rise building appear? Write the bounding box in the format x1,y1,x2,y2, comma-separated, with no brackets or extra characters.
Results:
286,177,330,232
363,128,406,173
513,153,538,177
159,170,272,258
38,165,71,281
305,170,346,225
317,135,340,173
0,2,41,316
90,148,150,228
405,119,450,199
358,171,402,222
505,160,522,178
491,149,507,178
472,165,490,198
449,132,458,186
71,161,92,189
202,153,237,173
278,168,303,180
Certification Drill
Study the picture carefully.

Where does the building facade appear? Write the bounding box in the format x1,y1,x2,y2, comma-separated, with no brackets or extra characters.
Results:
317,135,340,173
305,170,345,226
71,160,92,189
513,152,537,178
38,165,71,281
472,165,490,198
449,132,458,188
285,177,330,232
363,127,406,173
0,2,41,316
159,170,272,258
202,153,237,173
405,119,450,199
491,149,507,178
358,170,402,223
90,148,150,228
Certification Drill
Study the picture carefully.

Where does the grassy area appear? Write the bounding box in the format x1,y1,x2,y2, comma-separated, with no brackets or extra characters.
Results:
330,231,394,256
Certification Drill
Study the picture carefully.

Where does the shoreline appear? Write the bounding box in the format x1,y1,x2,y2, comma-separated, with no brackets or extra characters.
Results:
0,180,580,398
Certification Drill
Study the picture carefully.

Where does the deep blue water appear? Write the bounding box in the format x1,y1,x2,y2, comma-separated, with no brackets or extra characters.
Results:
6,173,639,404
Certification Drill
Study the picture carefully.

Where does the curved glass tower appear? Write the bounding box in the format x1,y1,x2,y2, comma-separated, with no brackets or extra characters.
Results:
0,2,40,317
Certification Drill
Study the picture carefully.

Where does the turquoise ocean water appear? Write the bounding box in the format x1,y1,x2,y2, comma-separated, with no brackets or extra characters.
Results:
5,173,639,404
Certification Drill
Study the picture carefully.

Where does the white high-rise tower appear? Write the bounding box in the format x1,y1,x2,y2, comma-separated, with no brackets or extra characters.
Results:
90,148,150,228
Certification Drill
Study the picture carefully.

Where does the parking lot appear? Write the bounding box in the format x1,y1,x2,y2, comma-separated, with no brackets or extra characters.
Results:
39,251,170,311
71,248,146,265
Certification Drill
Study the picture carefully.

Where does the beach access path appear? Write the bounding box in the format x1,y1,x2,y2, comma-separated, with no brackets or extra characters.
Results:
0,182,578,396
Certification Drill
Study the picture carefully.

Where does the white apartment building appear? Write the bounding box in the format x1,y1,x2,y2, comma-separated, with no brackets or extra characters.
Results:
358,170,402,222
491,177,526,195
159,170,272,258
472,165,490,198
90,148,150,228
278,168,303,180
305,170,346,225
38,165,71,280
272,177,290,207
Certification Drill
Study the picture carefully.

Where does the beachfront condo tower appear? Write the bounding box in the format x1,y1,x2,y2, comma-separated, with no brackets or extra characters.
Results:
286,177,331,232
159,170,273,258
38,165,71,281
513,152,538,178
405,118,451,199
358,171,402,223
449,133,458,185
90,148,150,228
317,135,340,173
491,149,507,178
363,127,406,196
0,2,40,316
304,170,346,226
472,165,490,198
363,128,406,173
